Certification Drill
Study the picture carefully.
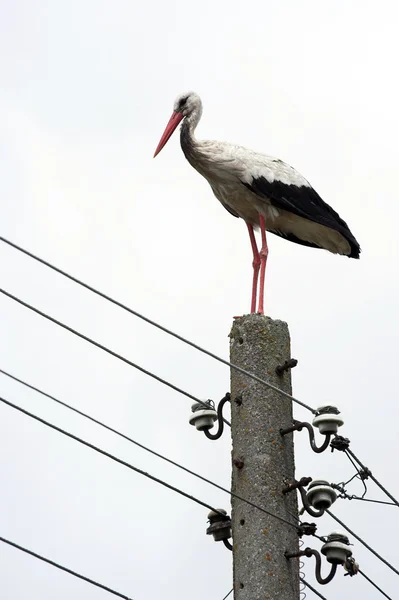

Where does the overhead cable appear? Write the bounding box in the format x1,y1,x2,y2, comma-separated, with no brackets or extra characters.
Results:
345,448,399,508
326,509,399,577
0,235,315,414
343,449,367,498
0,288,230,427
0,367,296,529
300,578,328,600
358,568,393,600
331,481,396,506
0,395,226,517
0,535,134,599
344,496,396,506
332,436,399,510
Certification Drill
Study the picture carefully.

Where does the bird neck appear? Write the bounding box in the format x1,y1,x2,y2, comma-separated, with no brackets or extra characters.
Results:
180,105,202,159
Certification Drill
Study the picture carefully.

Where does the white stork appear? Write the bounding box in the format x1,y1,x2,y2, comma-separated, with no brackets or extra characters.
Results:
154,92,360,314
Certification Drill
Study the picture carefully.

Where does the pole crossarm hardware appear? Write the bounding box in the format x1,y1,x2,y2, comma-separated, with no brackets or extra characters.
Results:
285,533,353,586
281,406,344,454
283,478,337,518
189,394,231,439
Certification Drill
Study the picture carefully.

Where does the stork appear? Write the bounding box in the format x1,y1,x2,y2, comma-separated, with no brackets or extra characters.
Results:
154,92,360,314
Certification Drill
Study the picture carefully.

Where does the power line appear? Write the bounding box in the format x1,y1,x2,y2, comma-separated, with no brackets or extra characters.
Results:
358,568,393,600
333,438,399,511
345,447,399,508
0,288,230,426
0,535,134,599
0,373,297,530
0,394,226,517
343,471,359,487
0,235,315,414
345,496,397,507
332,481,396,506
343,449,367,498
5,236,396,592
221,589,233,600
6,237,397,595
326,509,399,577
300,578,328,600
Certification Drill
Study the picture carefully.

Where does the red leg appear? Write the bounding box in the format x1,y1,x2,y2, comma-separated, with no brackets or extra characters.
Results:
258,214,268,315
246,222,260,313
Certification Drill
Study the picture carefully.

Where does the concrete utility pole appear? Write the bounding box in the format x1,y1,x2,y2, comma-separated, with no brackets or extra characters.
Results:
230,314,299,600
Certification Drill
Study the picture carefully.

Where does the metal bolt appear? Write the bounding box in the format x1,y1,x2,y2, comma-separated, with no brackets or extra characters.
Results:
234,394,243,406
275,358,298,376
282,477,312,495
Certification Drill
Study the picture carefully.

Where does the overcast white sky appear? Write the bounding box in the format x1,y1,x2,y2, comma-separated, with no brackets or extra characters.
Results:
1,1,398,598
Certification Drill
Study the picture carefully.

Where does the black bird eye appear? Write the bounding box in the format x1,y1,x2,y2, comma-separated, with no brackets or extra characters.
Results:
179,96,188,108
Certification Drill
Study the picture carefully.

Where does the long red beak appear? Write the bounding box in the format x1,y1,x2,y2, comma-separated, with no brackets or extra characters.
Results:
153,111,184,157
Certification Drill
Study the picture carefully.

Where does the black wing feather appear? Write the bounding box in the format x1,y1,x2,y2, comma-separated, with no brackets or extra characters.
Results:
243,176,360,258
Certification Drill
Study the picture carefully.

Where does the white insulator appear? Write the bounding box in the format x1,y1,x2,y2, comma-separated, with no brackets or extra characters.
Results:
306,480,337,511
189,402,218,431
312,405,344,435
321,531,352,565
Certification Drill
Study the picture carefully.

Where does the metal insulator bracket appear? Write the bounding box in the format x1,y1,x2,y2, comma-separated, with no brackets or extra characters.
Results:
189,394,230,440
285,532,352,585
280,420,331,453
283,478,337,517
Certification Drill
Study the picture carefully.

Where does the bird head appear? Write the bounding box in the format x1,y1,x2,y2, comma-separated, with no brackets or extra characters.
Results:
153,91,201,157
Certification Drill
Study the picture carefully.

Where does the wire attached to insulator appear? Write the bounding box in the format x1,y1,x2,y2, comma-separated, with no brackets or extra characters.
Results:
331,434,399,508
326,509,399,576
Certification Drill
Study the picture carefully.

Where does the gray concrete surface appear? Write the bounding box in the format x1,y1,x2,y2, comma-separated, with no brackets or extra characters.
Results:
230,314,299,600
